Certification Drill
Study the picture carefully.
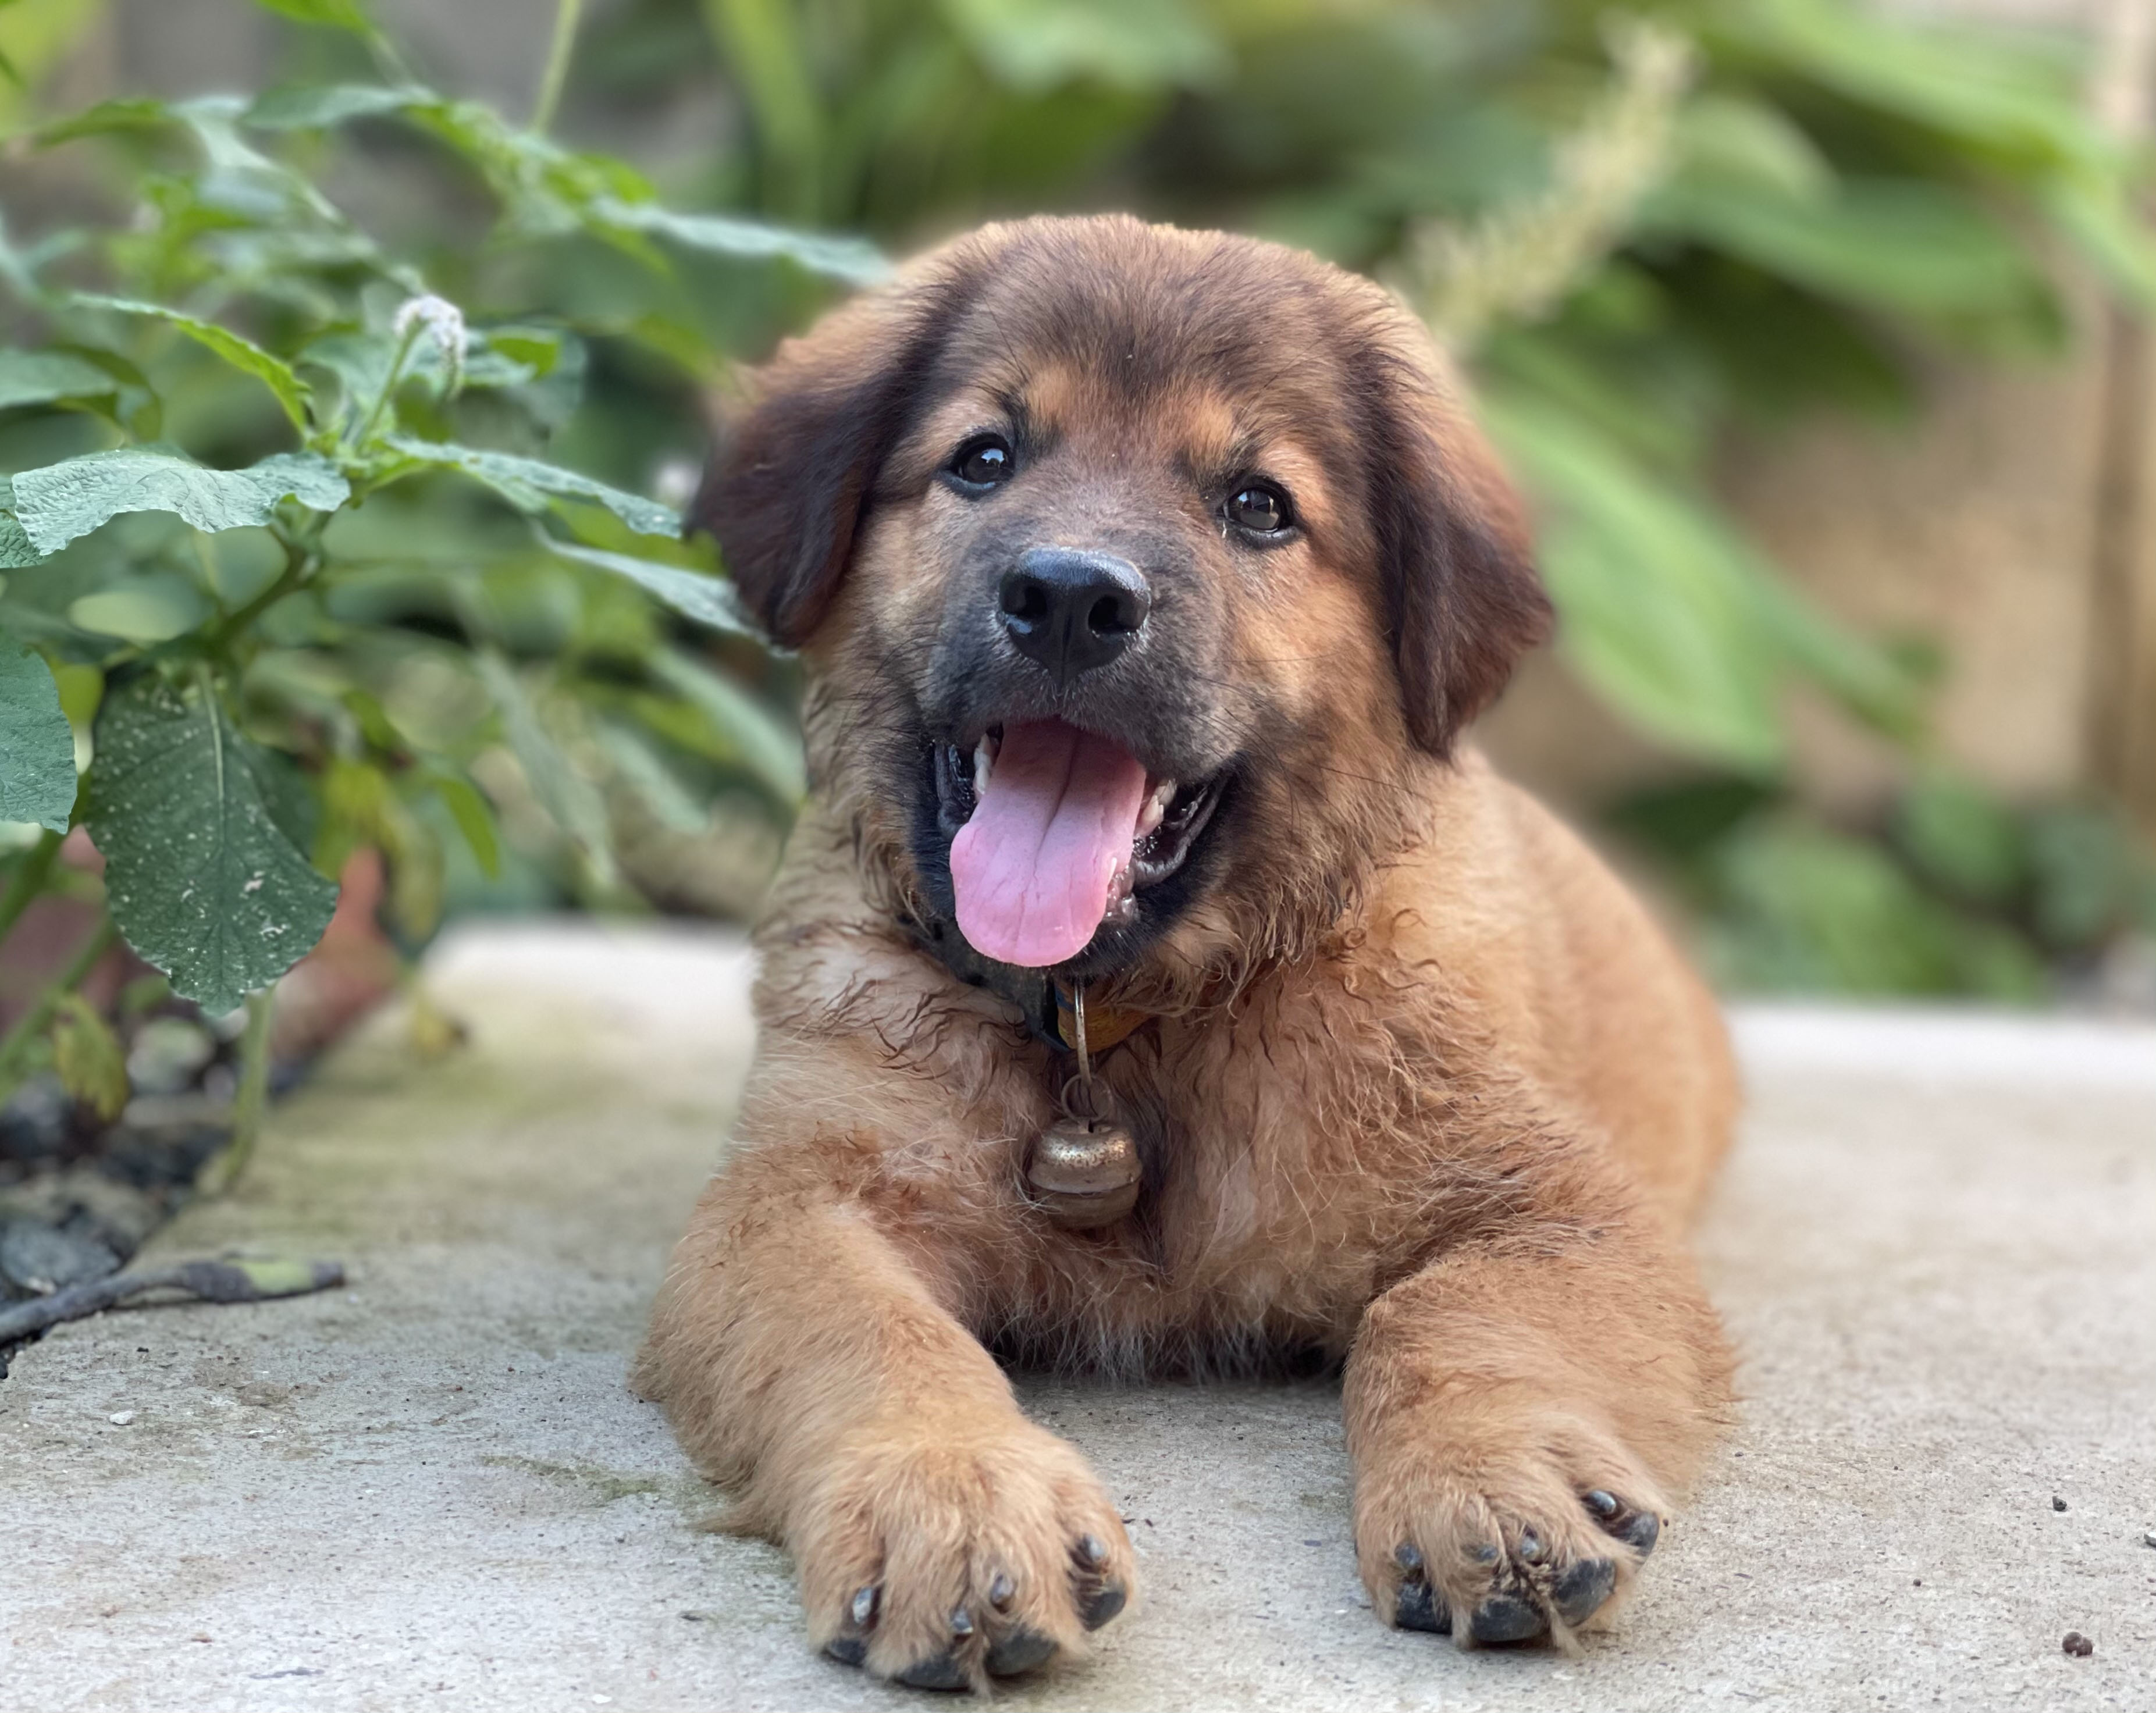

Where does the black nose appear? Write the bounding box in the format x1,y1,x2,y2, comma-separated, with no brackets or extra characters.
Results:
998,547,1152,686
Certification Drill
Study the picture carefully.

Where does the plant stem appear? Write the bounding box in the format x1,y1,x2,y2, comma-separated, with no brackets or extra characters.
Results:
0,826,63,952
348,318,425,456
0,914,118,1104
204,987,277,1197
531,0,585,137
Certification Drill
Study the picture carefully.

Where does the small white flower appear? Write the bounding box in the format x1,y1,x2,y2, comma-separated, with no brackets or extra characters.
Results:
393,293,468,394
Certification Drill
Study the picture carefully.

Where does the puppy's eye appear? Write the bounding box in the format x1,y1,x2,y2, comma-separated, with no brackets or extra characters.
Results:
1226,482,1292,535
949,435,1015,490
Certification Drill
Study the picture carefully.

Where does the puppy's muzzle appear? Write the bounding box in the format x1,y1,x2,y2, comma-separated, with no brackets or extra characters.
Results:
998,546,1151,688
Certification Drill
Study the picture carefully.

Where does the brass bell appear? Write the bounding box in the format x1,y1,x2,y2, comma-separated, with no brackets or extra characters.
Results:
1027,1117,1141,1229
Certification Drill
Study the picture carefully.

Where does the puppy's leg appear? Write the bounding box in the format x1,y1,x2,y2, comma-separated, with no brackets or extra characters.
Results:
1344,1139,1730,1648
634,1144,1132,1689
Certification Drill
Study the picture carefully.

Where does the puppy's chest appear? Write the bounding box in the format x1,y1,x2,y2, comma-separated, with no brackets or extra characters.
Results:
1082,1015,1438,1291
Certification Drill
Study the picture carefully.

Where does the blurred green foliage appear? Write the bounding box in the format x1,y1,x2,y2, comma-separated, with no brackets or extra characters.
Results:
1,0,2153,1031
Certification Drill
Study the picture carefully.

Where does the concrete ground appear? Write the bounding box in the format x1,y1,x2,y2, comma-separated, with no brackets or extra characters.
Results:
2,921,2151,1713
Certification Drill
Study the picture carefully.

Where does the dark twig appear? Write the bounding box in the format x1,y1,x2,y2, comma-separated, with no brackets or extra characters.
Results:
0,1256,345,1344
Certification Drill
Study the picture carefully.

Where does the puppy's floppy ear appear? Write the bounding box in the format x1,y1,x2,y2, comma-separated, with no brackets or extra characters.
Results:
1364,336,1553,756
690,256,980,646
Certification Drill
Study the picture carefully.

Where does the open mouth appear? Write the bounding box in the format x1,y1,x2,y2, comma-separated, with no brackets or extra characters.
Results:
934,719,1225,968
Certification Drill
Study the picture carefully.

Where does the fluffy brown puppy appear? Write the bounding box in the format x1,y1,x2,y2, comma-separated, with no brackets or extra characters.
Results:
634,213,1738,1690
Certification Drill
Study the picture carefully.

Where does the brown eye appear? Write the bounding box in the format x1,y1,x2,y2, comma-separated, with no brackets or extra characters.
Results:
950,435,1013,489
1227,482,1290,535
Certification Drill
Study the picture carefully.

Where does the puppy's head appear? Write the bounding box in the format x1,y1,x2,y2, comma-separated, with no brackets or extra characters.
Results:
698,215,1550,985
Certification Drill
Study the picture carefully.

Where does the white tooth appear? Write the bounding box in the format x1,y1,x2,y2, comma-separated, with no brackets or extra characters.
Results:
973,738,995,793
1136,780,1174,839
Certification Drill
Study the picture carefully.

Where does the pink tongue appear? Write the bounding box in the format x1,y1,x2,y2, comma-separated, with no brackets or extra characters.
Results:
950,720,1150,967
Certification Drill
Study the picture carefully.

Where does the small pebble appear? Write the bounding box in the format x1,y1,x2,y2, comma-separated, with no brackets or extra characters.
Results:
108,1411,135,1426
2142,1532,2155,1550
2062,1632,2093,1658
2051,1496,2067,1513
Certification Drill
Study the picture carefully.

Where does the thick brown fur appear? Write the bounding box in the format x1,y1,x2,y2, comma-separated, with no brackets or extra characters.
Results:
635,215,1738,1688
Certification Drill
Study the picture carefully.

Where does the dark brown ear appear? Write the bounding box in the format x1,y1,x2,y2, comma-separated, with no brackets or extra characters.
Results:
1364,339,1553,755
689,257,980,646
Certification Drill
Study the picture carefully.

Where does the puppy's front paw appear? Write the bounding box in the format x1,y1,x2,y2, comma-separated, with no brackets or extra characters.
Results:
795,1412,1134,1690
1354,1405,1667,1649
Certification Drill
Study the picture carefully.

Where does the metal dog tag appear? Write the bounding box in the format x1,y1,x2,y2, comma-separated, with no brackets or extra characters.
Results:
1025,983,1142,1230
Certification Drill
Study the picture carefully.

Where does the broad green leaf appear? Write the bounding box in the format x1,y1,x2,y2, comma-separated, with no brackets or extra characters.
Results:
383,436,677,536
649,645,804,802
244,81,428,130
70,294,313,430
11,449,348,554
474,651,616,878
1713,0,2097,170
0,639,76,831
940,0,1229,92
428,771,500,878
1670,95,1832,204
1483,391,1784,767
597,719,710,834
0,473,43,569
0,348,119,412
1638,178,2045,318
2039,173,2156,311
252,0,374,31
68,576,212,645
87,673,337,1017
538,535,760,638
590,198,891,287
34,97,171,147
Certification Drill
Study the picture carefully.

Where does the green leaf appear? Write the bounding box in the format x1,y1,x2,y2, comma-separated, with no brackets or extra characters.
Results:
1482,393,1784,767
87,673,337,1017
589,198,891,287
0,639,76,831
70,294,313,430
537,534,760,638
0,474,44,570
0,348,120,413
1892,768,2024,906
474,651,616,879
1638,177,2047,319
244,81,429,130
34,97,173,147
939,0,1229,92
251,0,375,32
382,437,677,536
428,771,500,878
10,449,348,554
68,576,212,645
647,645,804,802
52,993,128,1122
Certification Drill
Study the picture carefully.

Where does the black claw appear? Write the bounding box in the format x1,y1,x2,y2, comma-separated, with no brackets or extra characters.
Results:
894,1652,970,1691
1469,1593,1547,1644
1394,1576,1452,1634
1076,1533,1109,1569
1081,1580,1127,1630
824,1636,867,1668
949,1606,974,1638
984,1627,1058,1676
1582,1489,1620,1522
1394,1543,1423,1573
1517,1526,1546,1564
988,1572,1016,1610
1552,1557,1618,1626
1467,1541,1500,1565
1614,1510,1660,1557
850,1585,880,1627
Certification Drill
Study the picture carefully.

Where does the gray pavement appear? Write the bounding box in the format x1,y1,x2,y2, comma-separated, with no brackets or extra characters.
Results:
2,921,2152,1712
